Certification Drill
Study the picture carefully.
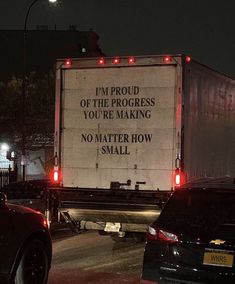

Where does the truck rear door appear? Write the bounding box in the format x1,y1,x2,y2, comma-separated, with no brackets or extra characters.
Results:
56,56,182,191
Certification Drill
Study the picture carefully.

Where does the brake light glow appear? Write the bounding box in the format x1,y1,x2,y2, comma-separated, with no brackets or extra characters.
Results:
64,59,72,67
98,58,105,65
53,170,59,182
174,167,183,187
175,173,180,186
158,228,179,243
163,56,172,63
147,225,179,243
128,56,136,64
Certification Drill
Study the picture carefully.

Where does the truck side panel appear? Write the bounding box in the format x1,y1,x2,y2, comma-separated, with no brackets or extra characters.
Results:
183,62,235,180
60,65,178,190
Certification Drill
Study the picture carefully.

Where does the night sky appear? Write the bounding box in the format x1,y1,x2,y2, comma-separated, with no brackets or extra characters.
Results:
1,0,235,78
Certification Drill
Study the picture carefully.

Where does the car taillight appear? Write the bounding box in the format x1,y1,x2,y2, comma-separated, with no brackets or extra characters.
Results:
158,228,179,243
35,211,49,228
147,225,179,243
43,219,49,228
146,225,158,241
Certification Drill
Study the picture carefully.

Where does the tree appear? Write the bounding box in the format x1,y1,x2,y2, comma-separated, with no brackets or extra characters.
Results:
0,76,22,146
0,71,55,151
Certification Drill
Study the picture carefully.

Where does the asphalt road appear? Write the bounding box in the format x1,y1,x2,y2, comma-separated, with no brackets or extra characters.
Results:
48,229,145,284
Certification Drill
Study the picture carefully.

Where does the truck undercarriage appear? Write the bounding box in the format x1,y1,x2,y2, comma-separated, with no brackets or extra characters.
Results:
49,187,172,239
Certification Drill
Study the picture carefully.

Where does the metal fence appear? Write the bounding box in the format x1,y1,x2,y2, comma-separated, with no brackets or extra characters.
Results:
0,170,10,189
0,166,18,189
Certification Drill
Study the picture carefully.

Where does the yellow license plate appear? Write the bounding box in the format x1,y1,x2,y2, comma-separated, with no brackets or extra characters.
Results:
203,249,234,267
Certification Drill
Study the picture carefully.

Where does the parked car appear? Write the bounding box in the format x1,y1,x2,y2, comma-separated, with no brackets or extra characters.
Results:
1,179,53,214
0,192,52,283
141,180,235,284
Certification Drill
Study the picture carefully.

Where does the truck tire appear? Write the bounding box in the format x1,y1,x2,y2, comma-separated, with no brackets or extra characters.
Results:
14,239,49,284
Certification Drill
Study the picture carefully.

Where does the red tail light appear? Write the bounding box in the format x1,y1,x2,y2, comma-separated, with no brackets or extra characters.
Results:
51,165,60,184
53,170,59,182
147,225,179,243
174,168,183,187
43,219,49,228
175,173,181,186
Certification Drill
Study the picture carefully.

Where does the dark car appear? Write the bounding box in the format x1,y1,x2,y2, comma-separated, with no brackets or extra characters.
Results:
141,181,235,284
1,179,53,214
0,192,52,284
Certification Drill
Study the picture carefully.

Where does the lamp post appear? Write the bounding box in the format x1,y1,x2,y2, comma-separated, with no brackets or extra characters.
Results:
21,0,57,181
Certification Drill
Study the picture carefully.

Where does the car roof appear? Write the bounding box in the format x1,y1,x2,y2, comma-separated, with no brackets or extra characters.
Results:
1,179,51,189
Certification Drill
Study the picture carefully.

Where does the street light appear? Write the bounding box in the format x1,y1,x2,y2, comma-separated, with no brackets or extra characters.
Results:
1,143,9,152
21,0,57,181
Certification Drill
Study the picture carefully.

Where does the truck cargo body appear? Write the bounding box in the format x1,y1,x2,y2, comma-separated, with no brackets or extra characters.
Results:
53,55,235,234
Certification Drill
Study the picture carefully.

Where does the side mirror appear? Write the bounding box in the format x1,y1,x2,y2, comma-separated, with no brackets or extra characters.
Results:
0,193,7,207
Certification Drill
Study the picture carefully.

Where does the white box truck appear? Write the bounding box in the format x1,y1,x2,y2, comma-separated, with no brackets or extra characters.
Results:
51,55,235,239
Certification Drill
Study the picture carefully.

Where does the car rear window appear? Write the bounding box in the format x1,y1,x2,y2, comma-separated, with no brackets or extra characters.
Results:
158,189,235,235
